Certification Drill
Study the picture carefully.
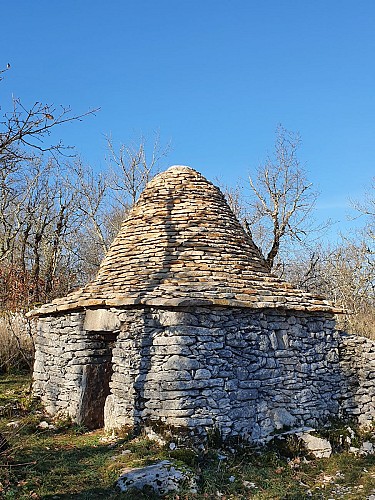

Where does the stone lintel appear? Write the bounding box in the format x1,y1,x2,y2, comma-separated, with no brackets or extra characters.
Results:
84,308,121,332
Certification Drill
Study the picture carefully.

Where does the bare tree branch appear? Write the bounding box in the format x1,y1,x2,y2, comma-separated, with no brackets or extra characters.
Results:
107,133,170,207
247,125,319,270
351,176,375,247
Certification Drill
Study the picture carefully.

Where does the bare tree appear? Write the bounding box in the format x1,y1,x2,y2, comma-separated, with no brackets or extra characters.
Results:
64,159,114,280
0,66,98,310
283,238,375,337
0,100,96,163
1,68,172,308
0,158,84,308
218,182,247,222
107,134,170,208
69,159,110,254
351,176,375,246
246,125,319,270
0,65,98,162
64,135,170,281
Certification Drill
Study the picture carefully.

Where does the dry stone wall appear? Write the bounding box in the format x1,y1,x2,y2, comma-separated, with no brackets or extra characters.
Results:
104,306,342,441
339,334,375,426
33,305,371,442
33,312,115,428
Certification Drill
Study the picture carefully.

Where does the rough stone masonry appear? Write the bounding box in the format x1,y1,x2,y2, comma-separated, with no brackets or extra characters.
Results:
30,166,375,442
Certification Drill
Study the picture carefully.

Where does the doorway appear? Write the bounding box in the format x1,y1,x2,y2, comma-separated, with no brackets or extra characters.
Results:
77,332,117,429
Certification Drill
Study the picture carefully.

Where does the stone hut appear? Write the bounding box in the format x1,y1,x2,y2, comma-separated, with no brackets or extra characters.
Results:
30,166,375,442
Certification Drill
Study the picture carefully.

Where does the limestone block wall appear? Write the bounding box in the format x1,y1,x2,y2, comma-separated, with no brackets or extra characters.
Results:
338,334,375,426
33,306,375,442
33,312,115,428
103,306,342,441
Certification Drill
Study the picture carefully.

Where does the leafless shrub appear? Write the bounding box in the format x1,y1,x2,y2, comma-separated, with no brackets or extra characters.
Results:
0,312,34,373
283,240,375,338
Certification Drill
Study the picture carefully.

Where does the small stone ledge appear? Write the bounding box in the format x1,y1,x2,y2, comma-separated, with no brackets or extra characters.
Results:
27,295,343,317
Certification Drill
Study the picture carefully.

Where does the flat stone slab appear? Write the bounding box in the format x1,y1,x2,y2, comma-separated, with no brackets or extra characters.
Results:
297,432,332,458
116,460,197,496
84,308,120,331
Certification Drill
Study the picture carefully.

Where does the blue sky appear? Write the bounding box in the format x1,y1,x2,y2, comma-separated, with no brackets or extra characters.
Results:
1,0,375,240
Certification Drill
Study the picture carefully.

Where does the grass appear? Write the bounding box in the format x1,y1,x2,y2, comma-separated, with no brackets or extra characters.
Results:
1,374,375,499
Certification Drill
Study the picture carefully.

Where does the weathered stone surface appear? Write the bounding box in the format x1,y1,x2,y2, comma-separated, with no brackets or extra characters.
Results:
361,441,374,455
339,334,375,424
92,306,350,441
84,309,120,331
28,166,341,316
298,432,332,458
116,460,197,496
269,408,296,430
34,306,356,441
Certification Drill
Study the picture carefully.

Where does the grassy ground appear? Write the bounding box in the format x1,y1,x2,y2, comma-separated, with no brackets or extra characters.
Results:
1,374,375,499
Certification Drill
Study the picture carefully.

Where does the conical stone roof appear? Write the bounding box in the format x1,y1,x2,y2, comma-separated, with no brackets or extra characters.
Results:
32,166,342,315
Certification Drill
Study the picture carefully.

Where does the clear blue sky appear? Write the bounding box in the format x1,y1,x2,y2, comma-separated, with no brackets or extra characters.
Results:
2,0,375,240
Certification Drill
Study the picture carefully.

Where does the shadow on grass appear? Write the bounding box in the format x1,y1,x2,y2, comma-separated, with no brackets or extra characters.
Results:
41,489,159,500
2,438,129,499
0,376,30,392
0,431,166,500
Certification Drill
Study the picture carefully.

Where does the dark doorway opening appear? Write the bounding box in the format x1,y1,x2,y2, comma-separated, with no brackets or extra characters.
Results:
78,332,117,429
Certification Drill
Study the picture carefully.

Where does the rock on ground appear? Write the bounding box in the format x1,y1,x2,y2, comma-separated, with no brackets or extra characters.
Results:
116,460,197,496
298,432,332,458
